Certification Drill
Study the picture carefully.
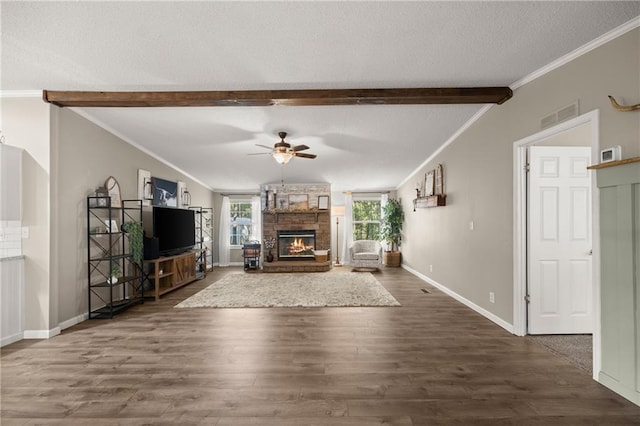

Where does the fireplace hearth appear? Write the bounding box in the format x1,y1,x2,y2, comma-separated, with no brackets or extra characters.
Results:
278,230,316,261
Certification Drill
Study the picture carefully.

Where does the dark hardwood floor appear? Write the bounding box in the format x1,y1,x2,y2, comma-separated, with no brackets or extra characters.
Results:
2,267,640,425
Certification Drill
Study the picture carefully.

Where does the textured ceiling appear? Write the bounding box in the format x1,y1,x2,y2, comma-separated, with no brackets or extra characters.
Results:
2,1,639,197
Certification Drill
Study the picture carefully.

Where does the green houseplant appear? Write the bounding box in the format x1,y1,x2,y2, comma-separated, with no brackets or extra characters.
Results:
380,198,404,267
121,221,144,264
108,262,121,284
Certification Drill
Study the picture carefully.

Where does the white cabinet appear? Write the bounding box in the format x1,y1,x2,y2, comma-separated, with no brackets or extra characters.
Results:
0,144,22,221
1,257,24,346
1,144,25,346
0,144,23,259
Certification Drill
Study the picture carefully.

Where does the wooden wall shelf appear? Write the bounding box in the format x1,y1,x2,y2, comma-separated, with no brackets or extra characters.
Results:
587,157,640,170
413,194,446,210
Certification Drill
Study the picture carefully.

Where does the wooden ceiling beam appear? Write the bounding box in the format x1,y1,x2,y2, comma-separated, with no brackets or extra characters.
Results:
42,87,512,108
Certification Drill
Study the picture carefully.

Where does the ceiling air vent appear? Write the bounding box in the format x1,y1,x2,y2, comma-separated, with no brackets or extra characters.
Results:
540,101,579,130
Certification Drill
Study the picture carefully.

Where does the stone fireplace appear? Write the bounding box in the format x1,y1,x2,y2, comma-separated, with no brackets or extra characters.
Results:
260,183,331,272
277,230,316,261
262,210,331,272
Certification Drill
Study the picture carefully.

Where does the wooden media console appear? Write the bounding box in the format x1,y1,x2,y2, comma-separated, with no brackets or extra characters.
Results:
143,250,205,300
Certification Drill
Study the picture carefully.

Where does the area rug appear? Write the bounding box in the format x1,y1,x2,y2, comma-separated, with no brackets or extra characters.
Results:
174,272,400,308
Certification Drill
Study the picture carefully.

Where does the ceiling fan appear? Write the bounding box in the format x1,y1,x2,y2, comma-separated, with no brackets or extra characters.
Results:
251,131,317,164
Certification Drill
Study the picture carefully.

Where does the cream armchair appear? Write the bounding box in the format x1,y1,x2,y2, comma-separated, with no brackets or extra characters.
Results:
349,240,383,270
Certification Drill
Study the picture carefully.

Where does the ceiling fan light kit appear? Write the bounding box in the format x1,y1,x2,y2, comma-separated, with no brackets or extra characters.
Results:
273,149,293,164
255,131,317,164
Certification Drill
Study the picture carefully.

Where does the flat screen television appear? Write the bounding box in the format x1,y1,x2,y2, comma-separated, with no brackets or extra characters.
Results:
152,206,196,256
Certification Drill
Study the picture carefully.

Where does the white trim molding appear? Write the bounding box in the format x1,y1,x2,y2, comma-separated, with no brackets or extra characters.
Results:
397,105,493,189
1,332,24,347
0,90,42,98
69,108,214,192
512,109,601,380
23,326,61,340
58,313,88,331
402,264,514,334
511,16,640,90
397,15,639,192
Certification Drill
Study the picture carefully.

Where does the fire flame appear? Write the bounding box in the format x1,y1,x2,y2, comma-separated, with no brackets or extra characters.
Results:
287,237,313,254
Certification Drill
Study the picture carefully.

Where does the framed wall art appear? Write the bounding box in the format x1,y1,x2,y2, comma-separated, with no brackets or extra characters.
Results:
288,194,309,211
152,177,178,207
425,170,435,196
318,195,329,210
434,164,444,195
104,176,122,207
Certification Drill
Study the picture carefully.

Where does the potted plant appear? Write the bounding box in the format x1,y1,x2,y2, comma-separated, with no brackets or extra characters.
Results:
122,221,144,264
264,237,276,262
108,263,121,284
380,198,404,267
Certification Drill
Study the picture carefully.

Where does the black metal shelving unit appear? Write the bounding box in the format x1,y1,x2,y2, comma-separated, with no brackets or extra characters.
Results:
242,243,261,270
190,206,214,276
87,197,143,318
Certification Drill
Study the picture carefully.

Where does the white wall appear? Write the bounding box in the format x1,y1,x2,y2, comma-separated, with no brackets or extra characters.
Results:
399,28,639,326
1,96,55,337
53,107,217,326
1,98,220,332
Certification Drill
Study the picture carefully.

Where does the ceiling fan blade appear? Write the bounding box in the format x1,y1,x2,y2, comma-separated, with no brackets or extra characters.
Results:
294,152,317,159
255,144,274,150
291,144,310,152
248,152,271,156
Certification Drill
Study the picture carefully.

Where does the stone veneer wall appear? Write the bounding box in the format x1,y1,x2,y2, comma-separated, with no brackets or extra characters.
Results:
261,183,331,211
262,211,331,252
261,183,331,252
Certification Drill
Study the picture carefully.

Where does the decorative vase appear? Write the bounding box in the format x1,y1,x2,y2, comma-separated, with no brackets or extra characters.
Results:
266,250,274,263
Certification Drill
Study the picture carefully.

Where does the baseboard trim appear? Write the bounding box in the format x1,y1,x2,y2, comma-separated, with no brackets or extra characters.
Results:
217,262,244,267
23,327,61,340
402,264,514,334
1,332,24,347
599,372,640,407
59,313,88,331
2,314,84,345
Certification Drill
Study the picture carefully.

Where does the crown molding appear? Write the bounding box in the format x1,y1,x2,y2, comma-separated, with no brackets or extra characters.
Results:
397,104,493,189
398,15,640,190
0,90,41,98
511,16,640,90
69,108,214,192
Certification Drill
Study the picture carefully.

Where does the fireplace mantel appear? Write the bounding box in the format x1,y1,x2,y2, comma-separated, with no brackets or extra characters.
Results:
263,210,328,222
262,209,330,254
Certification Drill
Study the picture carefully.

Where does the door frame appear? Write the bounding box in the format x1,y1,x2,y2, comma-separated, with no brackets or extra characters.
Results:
512,109,601,380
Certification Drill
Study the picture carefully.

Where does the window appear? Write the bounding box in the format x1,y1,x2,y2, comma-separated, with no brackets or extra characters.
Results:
229,201,253,246
352,199,381,240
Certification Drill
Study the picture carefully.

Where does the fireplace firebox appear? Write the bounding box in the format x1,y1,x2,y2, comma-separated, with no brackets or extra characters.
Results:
278,230,316,261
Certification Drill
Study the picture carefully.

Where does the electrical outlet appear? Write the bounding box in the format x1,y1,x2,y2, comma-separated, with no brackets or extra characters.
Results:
429,264,433,272
21,226,29,239
489,292,495,304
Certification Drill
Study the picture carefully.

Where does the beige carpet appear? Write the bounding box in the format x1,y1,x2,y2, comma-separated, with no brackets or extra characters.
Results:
527,334,592,374
175,272,400,308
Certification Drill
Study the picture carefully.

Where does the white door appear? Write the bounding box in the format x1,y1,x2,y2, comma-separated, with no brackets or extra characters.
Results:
528,146,592,334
